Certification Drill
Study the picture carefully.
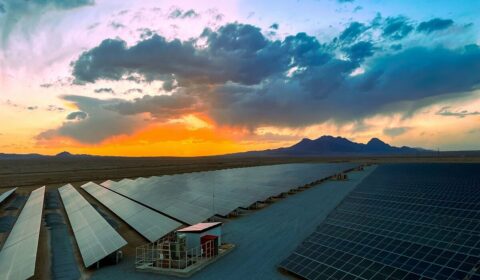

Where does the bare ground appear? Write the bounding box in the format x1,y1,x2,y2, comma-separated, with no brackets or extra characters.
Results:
1,155,479,192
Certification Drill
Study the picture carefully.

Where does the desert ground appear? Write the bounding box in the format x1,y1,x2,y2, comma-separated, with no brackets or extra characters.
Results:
1,154,480,192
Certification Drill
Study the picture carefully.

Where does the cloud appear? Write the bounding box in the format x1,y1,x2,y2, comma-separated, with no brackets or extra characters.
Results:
211,44,480,127
27,106,38,111
383,127,411,137
72,23,292,85
68,22,480,133
94,87,115,94
353,6,363,12
0,0,94,45
106,91,201,119
343,41,375,62
269,23,279,30
123,88,143,95
436,106,480,118
47,105,65,112
338,22,367,43
417,18,454,34
37,95,142,143
109,21,125,29
168,8,199,19
390,44,402,51
382,16,414,40
66,111,88,120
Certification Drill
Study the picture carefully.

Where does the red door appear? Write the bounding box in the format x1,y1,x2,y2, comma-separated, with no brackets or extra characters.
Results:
201,235,218,257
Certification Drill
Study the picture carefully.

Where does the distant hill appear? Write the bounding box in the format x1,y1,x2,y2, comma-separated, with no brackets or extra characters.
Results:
230,135,431,157
0,153,46,160
0,151,91,160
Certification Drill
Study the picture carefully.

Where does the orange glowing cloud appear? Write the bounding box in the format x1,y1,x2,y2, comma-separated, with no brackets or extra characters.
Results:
34,114,267,156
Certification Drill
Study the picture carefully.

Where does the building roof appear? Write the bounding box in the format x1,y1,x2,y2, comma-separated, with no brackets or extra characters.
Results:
177,222,222,233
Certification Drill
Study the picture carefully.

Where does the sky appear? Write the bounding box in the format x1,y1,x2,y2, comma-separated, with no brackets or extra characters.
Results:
0,0,479,156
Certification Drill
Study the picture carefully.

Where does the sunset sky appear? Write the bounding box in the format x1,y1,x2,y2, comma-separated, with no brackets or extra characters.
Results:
0,0,479,156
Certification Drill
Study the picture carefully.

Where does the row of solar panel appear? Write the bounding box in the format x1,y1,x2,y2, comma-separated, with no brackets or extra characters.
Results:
0,188,16,206
58,184,128,268
81,182,182,243
100,162,358,225
0,187,44,280
279,163,480,280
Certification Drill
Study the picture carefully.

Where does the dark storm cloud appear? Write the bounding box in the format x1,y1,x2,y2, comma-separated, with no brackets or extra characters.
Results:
338,22,366,43
417,18,454,34
73,23,292,85
382,16,413,40
436,106,480,118
390,44,402,51
383,127,411,137
162,78,177,92
37,95,141,143
66,111,88,120
69,22,480,133
343,41,375,62
211,44,480,127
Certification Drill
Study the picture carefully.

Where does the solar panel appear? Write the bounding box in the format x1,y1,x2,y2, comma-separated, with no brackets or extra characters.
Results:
58,184,127,268
103,163,358,225
279,163,480,280
81,182,182,242
0,188,17,206
0,186,45,280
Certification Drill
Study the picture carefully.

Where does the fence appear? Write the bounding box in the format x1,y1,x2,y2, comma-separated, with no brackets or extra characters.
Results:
135,237,216,271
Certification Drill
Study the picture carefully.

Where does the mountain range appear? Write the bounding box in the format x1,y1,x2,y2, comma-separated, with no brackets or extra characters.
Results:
0,136,431,159
230,135,430,157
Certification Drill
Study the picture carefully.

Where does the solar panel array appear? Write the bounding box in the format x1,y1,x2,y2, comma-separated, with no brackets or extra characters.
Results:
81,182,182,242
279,163,480,280
0,188,17,206
102,163,358,225
58,184,127,268
0,186,45,280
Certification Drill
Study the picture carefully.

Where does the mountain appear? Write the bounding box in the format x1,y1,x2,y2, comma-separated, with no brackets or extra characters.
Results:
55,151,74,158
231,135,429,157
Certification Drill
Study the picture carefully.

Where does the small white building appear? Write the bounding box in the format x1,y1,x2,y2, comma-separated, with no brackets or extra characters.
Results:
177,222,222,256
